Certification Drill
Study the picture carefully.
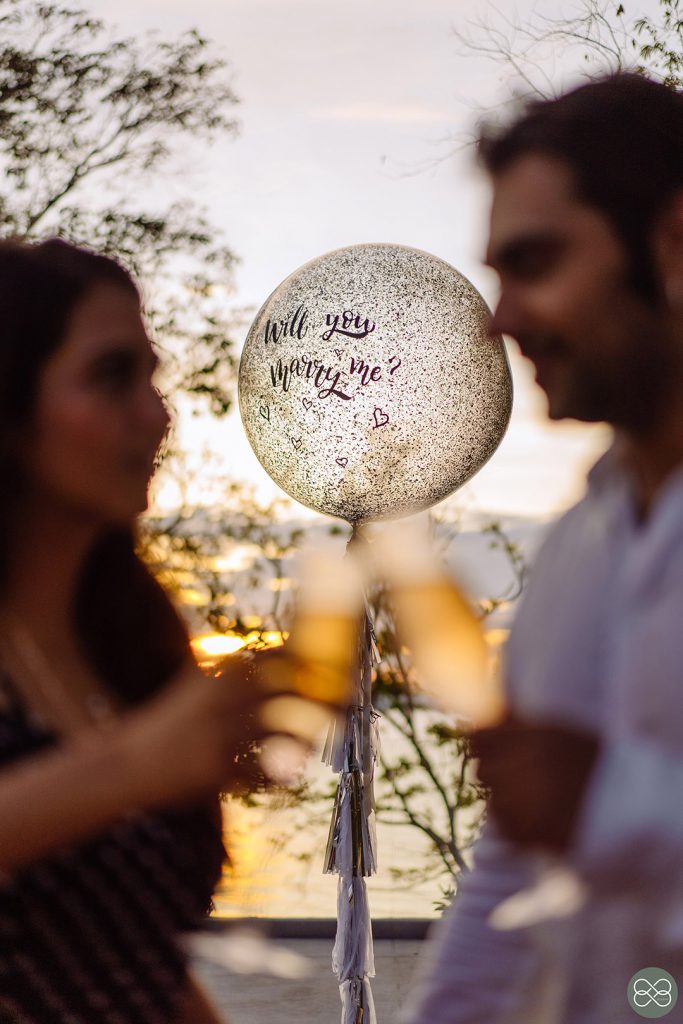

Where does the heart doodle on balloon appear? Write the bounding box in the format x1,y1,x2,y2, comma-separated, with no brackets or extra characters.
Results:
335,457,348,468
259,403,270,422
291,437,302,451
302,398,313,411
373,407,390,429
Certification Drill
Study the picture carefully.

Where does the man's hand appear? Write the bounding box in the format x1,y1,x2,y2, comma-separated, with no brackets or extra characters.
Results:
471,717,600,852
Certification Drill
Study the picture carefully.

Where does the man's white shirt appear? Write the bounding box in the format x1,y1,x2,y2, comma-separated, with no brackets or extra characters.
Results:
403,445,683,1023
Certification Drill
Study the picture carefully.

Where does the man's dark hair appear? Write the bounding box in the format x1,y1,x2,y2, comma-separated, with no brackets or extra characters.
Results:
478,73,683,302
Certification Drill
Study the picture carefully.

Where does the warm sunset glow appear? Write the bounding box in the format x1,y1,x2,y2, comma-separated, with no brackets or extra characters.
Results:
215,798,277,917
178,587,206,606
192,633,247,658
242,615,263,629
261,631,286,647
191,629,287,664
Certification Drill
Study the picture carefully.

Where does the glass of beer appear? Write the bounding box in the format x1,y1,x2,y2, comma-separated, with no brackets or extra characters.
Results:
371,520,504,728
257,548,363,781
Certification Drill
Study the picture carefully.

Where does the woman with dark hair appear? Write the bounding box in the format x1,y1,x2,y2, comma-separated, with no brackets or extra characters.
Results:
0,237,266,1022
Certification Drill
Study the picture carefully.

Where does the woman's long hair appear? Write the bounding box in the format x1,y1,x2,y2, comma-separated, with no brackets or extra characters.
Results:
0,238,189,705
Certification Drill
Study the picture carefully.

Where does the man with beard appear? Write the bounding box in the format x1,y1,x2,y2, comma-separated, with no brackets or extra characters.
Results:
403,74,683,1023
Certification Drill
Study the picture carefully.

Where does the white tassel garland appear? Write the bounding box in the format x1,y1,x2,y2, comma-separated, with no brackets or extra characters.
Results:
324,529,380,1024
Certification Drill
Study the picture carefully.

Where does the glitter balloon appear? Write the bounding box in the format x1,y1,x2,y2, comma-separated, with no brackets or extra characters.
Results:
239,243,512,522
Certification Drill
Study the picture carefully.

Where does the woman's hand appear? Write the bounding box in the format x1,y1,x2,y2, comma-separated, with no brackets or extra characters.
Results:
119,657,271,810
0,651,321,872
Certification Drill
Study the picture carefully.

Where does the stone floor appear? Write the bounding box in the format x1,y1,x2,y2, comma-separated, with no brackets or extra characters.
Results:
192,926,426,1024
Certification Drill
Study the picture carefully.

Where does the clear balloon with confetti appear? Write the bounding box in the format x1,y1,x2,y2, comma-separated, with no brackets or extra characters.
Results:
239,243,512,524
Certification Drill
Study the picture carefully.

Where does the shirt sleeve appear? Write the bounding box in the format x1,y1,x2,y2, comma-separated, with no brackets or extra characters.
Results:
572,737,683,889
400,824,542,1024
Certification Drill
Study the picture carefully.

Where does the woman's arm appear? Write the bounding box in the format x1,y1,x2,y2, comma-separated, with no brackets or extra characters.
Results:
173,972,227,1024
0,662,261,874
0,726,152,872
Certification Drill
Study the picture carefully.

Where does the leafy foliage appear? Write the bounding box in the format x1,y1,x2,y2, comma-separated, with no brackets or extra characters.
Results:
0,0,241,415
456,0,683,109
142,480,304,641
635,0,683,87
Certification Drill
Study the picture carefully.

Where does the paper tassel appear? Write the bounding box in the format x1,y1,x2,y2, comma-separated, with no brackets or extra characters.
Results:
332,876,375,980
324,776,351,875
339,977,377,1024
322,715,344,770
324,733,378,876
322,610,379,772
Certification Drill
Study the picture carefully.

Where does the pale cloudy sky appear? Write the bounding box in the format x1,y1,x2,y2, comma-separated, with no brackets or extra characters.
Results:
81,0,638,520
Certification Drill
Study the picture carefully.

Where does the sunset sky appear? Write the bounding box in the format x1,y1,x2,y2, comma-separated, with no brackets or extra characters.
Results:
81,0,656,521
